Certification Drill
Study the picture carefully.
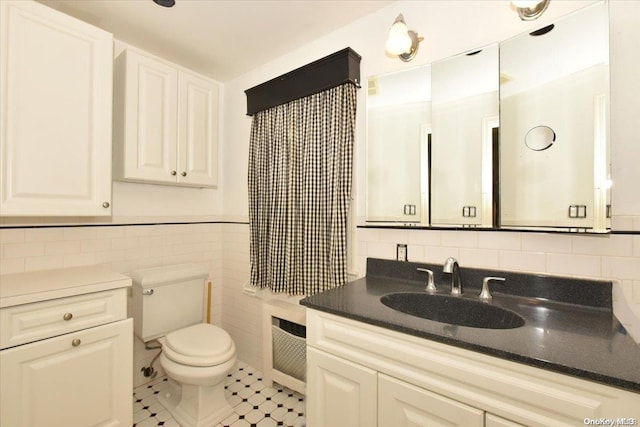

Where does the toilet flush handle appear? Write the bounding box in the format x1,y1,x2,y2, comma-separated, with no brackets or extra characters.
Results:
143,288,154,296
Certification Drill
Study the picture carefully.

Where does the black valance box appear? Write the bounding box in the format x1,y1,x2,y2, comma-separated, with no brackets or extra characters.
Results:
245,47,361,116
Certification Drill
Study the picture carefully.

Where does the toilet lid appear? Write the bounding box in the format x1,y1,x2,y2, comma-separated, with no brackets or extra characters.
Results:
164,323,235,367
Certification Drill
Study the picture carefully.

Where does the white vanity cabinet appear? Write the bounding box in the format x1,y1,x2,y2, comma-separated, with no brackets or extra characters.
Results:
0,267,133,427
113,48,219,188
306,309,640,427
307,346,484,427
0,0,113,216
307,347,377,427
486,414,527,427
378,373,484,427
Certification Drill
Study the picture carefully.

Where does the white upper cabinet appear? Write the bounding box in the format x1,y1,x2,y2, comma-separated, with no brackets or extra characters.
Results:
178,70,219,187
0,0,114,216
114,48,219,188
114,49,178,184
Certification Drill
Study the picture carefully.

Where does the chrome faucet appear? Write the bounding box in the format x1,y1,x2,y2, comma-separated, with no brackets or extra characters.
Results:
417,268,436,293
479,276,506,301
443,257,462,296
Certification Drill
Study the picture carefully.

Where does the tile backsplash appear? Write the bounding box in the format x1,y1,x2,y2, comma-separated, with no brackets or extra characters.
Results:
1,223,220,278
0,223,225,321
2,221,639,383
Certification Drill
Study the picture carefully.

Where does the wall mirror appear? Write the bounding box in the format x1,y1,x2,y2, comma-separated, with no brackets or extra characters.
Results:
366,65,431,223
499,1,610,232
431,44,499,228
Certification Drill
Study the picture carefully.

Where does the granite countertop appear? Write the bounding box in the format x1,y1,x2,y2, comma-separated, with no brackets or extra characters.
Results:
300,258,640,393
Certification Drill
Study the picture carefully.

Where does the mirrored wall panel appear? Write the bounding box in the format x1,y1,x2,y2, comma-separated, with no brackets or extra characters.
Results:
500,2,610,232
365,1,610,233
431,44,499,228
366,66,431,223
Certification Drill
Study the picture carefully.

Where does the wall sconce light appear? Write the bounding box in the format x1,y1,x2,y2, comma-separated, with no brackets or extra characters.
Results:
512,0,550,21
385,14,423,62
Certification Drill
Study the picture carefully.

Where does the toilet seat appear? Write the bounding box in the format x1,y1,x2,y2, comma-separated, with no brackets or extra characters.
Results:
163,323,235,367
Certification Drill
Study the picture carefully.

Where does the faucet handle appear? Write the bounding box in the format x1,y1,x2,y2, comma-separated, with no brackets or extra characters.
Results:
479,277,505,300
417,268,436,293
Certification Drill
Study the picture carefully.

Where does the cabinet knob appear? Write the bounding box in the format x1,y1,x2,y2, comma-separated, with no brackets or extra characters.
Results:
63,312,73,321
72,338,81,347
102,202,110,208
171,170,177,176
181,171,187,177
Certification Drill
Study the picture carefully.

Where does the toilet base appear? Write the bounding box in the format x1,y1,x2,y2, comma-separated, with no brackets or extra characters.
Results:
157,378,234,427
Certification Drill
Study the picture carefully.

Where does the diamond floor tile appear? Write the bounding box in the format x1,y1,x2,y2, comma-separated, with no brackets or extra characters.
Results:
132,361,306,427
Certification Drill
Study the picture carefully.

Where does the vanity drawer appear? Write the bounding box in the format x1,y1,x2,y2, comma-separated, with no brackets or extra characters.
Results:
0,288,127,350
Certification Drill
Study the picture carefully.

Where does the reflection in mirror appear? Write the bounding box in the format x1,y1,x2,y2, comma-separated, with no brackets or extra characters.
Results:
524,125,556,151
366,66,431,223
500,2,610,232
431,45,499,227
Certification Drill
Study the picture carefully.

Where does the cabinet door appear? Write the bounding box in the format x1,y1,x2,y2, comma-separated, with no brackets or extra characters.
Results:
0,319,133,427
378,374,484,427
119,49,178,183
0,0,113,216
177,70,219,187
307,347,377,427
486,413,526,427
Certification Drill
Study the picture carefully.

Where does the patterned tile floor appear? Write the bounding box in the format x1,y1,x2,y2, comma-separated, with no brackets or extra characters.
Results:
133,361,306,427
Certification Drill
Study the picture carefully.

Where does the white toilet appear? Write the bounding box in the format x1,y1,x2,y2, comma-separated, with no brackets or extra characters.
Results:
130,264,236,427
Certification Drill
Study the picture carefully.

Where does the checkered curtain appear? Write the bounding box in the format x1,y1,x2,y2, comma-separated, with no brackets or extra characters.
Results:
248,83,357,295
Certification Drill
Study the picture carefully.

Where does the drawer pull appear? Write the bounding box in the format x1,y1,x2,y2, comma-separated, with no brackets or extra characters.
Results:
72,339,81,347
63,313,73,321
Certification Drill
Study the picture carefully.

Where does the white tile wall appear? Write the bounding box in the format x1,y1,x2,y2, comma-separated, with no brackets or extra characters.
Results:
3,221,639,385
0,222,223,387
221,223,261,370
499,250,546,272
356,227,640,342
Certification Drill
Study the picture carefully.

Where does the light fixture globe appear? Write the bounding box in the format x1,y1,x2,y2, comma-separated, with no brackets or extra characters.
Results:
385,14,423,62
385,16,412,55
398,31,422,62
512,0,550,21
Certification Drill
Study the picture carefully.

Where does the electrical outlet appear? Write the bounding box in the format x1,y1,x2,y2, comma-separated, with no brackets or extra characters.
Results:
396,244,408,262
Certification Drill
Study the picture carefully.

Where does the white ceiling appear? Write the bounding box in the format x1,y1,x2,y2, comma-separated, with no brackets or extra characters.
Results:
38,0,394,82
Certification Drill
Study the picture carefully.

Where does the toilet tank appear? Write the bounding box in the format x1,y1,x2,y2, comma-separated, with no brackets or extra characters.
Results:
130,264,208,342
